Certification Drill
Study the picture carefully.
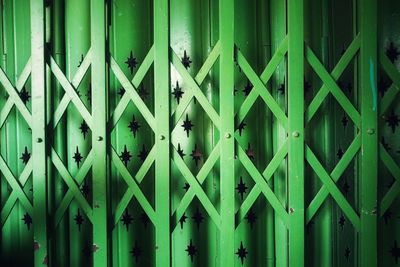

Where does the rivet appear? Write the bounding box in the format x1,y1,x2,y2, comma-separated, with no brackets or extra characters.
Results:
367,128,375,135
289,207,295,213
292,131,300,138
225,133,231,139
97,136,103,141
160,135,165,140
36,138,43,143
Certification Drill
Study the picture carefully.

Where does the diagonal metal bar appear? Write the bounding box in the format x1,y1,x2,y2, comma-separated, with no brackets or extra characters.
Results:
0,159,32,226
259,36,288,81
110,55,156,131
306,34,360,123
49,56,93,128
170,49,221,130
0,67,32,125
0,156,33,215
0,57,32,128
306,134,361,223
110,46,155,129
172,142,220,230
171,41,221,125
306,46,361,128
50,50,92,129
235,36,287,125
172,148,221,229
236,141,288,227
54,150,93,226
379,53,400,115
235,35,288,129
236,44,288,129
51,148,93,221
305,145,360,230
237,144,289,226
379,143,400,215
113,145,156,225
111,148,156,225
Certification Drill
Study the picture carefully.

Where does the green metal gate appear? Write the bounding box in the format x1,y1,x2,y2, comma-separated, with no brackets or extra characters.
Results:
0,0,399,266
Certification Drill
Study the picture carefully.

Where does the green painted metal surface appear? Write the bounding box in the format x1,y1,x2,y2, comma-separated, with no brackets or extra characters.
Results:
0,0,399,266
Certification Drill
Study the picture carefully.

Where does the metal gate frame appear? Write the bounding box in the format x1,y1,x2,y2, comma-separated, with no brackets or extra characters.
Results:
1,0,398,266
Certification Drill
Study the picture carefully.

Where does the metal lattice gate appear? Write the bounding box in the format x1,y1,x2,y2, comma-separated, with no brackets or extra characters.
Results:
0,0,399,266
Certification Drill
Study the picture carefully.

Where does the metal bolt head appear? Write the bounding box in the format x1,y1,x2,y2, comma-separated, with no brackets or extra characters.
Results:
36,138,43,143
292,131,300,138
225,133,231,139
97,136,103,141
367,128,375,135
289,207,295,213
159,135,165,140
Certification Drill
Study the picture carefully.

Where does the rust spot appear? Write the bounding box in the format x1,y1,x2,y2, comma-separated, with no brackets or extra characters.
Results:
42,255,48,265
371,208,378,215
34,241,40,251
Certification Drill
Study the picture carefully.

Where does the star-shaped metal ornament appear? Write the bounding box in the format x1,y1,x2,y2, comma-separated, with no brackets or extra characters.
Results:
138,144,148,162
74,209,84,231
181,50,192,69
182,114,194,138
236,242,248,265
192,207,204,229
391,240,400,264
378,77,390,97
81,182,90,198
185,239,197,262
22,212,32,230
19,87,31,104
190,144,202,166
236,176,248,200
386,42,400,63
128,115,141,138
130,241,141,262
79,120,89,139
121,209,133,231
172,81,184,104
337,147,344,159
245,209,257,229
345,246,351,261
119,145,132,167
73,146,83,168
179,213,188,229
339,214,346,230
386,110,399,133
20,146,31,164
243,79,253,96
236,121,246,136
177,143,186,158
125,51,138,74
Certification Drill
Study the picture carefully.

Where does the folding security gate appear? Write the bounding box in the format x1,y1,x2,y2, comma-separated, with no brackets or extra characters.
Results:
0,0,399,266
